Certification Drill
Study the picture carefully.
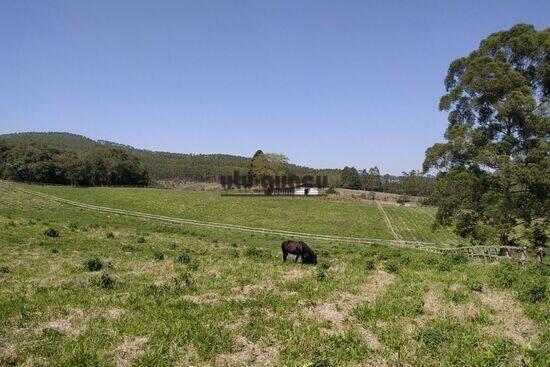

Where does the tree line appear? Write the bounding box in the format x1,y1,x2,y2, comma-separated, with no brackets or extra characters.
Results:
0,140,149,186
340,166,435,197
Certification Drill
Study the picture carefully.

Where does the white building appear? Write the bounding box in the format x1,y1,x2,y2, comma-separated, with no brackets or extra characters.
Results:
268,185,321,196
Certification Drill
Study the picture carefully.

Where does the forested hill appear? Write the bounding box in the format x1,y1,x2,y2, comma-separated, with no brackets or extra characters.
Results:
0,132,339,183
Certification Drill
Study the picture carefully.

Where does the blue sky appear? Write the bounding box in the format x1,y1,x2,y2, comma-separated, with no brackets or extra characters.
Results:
1,1,548,174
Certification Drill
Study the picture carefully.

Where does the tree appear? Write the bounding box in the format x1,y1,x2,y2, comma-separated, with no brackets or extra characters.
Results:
341,166,361,189
248,150,289,187
424,24,549,247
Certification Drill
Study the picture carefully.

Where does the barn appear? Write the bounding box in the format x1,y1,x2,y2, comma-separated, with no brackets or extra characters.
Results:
268,185,320,196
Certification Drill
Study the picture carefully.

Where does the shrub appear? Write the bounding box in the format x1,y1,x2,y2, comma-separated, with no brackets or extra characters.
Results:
44,228,60,238
85,258,103,272
365,258,376,271
316,268,328,282
91,273,115,289
0,266,9,274
493,261,518,288
173,271,193,290
519,282,547,303
466,279,483,292
106,232,115,239
121,244,136,252
245,247,267,258
385,260,399,273
137,236,146,244
326,186,338,195
396,195,411,205
443,251,468,265
176,251,191,264
153,251,164,261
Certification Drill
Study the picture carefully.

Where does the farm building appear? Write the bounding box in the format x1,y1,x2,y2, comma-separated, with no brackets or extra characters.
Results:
267,185,321,196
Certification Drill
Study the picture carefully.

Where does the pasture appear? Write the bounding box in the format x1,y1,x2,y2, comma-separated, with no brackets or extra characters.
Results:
14,184,463,245
0,183,548,366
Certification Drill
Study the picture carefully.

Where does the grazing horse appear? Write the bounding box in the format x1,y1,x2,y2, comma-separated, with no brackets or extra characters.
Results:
281,240,317,264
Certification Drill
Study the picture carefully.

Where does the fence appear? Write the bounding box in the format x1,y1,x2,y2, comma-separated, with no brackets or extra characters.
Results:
1,181,547,265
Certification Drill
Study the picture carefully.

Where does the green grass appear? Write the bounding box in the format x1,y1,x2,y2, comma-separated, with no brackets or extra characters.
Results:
15,183,464,245
382,204,463,244
0,184,548,366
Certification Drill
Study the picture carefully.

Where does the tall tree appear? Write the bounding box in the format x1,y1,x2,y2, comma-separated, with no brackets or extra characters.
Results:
341,166,361,189
424,24,549,247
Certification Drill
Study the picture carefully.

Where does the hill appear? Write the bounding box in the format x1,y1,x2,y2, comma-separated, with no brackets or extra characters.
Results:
0,132,341,183
0,182,547,366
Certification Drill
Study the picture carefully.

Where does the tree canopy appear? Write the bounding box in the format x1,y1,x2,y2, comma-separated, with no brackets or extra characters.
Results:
424,24,549,247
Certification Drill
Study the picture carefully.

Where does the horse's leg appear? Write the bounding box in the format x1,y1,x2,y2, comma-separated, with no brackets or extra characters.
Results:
283,251,288,262
295,254,300,263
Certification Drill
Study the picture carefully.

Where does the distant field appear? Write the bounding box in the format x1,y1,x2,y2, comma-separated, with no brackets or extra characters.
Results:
16,184,462,245
0,183,548,366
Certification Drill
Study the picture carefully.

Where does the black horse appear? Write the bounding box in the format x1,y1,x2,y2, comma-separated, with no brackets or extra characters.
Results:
281,240,317,264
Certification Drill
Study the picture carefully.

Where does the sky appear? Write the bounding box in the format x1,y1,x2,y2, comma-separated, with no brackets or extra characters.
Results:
1,1,548,174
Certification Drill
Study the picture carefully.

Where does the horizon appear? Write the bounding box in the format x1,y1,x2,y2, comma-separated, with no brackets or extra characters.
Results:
1,1,548,175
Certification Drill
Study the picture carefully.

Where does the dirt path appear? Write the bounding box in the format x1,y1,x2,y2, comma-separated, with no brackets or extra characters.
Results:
376,201,401,240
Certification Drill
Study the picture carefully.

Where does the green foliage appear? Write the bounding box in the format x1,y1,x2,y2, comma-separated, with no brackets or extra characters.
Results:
176,251,191,264
0,265,9,274
43,228,59,238
519,282,547,303
136,236,146,244
341,166,361,189
106,231,115,239
173,271,193,290
364,258,376,270
424,24,549,247
153,250,164,261
91,272,115,289
385,259,399,273
84,258,103,272
0,136,149,186
325,185,338,195
493,261,519,288
467,278,483,292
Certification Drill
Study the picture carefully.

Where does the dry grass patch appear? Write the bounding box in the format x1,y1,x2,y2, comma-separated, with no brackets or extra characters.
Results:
304,269,395,335
215,335,277,367
477,289,539,345
112,337,149,367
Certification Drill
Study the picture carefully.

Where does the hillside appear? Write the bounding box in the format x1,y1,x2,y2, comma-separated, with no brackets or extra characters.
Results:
0,132,341,183
0,183,547,366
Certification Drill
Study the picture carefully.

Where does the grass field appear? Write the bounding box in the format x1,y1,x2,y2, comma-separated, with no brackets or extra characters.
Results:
14,184,463,245
0,183,548,366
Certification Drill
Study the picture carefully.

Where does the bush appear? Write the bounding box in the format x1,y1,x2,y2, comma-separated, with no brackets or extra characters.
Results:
316,268,328,282
493,261,518,288
106,232,115,239
519,282,547,303
85,258,103,272
396,195,411,205
91,273,115,289
245,247,268,258
153,251,164,261
174,271,193,290
466,279,483,292
44,228,60,238
444,251,468,265
0,266,9,274
385,260,399,273
121,244,136,252
177,251,191,264
365,258,376,271
137,236,146,244
326,186,338,195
